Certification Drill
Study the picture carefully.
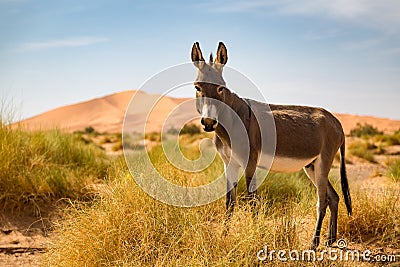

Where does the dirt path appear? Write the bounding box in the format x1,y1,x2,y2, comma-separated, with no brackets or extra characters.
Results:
0,202,60,266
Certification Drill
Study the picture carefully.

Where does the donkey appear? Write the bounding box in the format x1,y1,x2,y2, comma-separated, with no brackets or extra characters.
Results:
191,42,352,249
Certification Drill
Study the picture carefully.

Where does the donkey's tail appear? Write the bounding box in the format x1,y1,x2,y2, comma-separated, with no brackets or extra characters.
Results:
340,141,352,216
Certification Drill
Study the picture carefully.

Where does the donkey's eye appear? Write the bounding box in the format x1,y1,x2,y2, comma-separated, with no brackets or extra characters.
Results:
217,86,224,94
195,86,201,92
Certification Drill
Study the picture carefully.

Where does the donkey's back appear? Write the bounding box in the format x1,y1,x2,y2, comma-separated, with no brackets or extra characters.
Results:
249,99,345,163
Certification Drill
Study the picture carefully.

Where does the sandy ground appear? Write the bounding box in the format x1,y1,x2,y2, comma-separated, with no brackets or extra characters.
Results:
0,202,61,266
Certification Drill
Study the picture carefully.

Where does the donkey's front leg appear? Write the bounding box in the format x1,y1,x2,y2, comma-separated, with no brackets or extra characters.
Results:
245,159,259,212
225,163,240,217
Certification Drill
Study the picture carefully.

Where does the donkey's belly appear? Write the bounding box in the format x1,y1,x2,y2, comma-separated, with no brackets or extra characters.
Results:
260,156,317,173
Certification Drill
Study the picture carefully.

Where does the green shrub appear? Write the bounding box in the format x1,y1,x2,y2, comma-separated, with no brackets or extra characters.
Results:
180,123,201,135
350,123,382,137
145,132,161,142
375,133,400,146
387,159,400,182
348,140,376,163
85,126,95,134
166,127,179,135
166,124,201,136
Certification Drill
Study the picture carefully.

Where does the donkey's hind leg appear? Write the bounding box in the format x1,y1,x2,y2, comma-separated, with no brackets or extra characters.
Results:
326,181,339,246
305,164,340,247
304,159,329,250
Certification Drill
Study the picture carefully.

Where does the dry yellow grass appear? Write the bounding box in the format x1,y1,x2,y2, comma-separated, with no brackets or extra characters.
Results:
44,169,400,266
338,187,400,247
44,174,310,266
43,140,400,266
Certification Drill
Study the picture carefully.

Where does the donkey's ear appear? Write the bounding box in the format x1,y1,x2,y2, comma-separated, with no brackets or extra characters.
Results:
215,42,228,66
191,42,205,69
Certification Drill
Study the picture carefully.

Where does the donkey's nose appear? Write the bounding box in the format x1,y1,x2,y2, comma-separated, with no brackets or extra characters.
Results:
201,117,217,126
201,117,217,132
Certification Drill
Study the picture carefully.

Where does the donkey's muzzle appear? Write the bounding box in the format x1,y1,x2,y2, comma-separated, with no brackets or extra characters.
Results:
201,117,217,132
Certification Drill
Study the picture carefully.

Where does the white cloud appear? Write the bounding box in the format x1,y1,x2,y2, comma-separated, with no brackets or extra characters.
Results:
19,37,108,51
201,0,400,33
277,0,400,33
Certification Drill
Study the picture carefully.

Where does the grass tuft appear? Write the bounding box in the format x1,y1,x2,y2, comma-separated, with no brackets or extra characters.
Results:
348,140,376,163
338,186,400,247
387,159,400,182
0,123,111,209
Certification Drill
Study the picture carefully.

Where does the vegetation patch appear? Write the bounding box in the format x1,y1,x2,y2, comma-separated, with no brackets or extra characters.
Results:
348,140,376,163
0,124,112,208
44,173,313,266
338,186,400,247
387,159,400,182
349,123,382,137
374,132,400,147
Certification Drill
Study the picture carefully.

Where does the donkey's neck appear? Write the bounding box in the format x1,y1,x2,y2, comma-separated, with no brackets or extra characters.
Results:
231,93,251,120
225,92,251,128
214,92,250,148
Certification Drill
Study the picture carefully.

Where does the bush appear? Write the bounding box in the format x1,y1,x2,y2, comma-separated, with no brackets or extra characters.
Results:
166,127,179,135
374,133,400,146
85,126,95,134
145,132,161,142
0,124,111,208
348,140,376,163
387,159,400,182
350,123,382,137
180,124,201,135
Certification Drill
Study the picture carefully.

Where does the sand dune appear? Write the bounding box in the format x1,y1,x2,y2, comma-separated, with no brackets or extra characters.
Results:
17,90,400,134
17,91,135,133
333,113,400,135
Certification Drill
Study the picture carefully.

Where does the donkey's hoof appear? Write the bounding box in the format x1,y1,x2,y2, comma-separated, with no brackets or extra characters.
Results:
325,237,336,247
310,238,320,250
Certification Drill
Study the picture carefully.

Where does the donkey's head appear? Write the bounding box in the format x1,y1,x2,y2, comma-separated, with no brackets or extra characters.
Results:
191,42,229,132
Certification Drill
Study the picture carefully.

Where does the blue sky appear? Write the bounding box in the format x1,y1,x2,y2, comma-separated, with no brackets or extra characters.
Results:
1,0,399,120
